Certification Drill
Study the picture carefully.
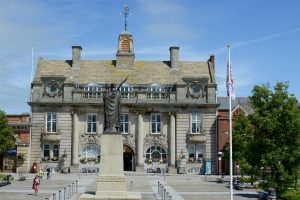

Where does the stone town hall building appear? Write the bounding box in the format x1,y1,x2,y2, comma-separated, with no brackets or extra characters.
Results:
29,29,218,174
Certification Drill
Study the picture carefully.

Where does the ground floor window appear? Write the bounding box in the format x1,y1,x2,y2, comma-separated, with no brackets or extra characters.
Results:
43,143,60,161
80,145,100,162
188,144,205,162
145,145,167,162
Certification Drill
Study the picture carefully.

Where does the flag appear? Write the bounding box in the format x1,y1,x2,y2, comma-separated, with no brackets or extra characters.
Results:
226,63,235,100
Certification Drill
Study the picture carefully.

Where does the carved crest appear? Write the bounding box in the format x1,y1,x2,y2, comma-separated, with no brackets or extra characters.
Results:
183,77,209,99
41,76,65,98
80,134,101,145
144,134,168,151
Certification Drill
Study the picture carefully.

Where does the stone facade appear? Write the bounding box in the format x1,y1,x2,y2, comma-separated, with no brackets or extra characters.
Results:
29,30,219,174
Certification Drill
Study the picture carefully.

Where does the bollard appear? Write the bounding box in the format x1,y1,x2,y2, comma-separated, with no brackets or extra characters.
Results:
53,193,56,200
68,185,71,199
71,183,73,195
59,190,61,200
160,185,164,198
169,195,172,200
158,181,160,194
166,191,169,200
64,187,66,200
76,180,78,193
163,188,166,200
46,198,49,200
72,182,75,195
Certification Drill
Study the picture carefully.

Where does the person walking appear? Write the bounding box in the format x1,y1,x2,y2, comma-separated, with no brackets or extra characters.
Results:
46,166,51,179
32,175,40,196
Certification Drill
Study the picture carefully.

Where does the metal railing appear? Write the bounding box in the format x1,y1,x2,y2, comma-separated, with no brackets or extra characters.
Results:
45,180,78,200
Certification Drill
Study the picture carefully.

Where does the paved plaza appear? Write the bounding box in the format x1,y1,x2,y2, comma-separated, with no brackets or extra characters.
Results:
0,172,261,200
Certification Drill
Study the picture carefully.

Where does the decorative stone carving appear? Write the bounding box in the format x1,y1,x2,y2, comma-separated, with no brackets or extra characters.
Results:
183,77,208,99
41,76,66,97
143,134,168,151
122,134,136,152
80,134,101,145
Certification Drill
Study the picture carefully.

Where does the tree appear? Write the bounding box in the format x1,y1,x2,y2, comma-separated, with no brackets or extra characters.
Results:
234,82,300,197
0,109,15,154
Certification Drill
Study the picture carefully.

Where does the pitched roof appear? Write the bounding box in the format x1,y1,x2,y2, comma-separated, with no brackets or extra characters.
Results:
34,59,214,85
217,97,254,115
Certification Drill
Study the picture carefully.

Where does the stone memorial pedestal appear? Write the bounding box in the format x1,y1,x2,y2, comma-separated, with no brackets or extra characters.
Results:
80,133,141,200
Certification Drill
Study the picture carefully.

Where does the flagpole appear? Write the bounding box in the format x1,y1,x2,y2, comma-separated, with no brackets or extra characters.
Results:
228,44,233,200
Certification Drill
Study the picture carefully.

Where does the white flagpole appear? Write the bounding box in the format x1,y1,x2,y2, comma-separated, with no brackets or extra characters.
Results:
228,44,233,200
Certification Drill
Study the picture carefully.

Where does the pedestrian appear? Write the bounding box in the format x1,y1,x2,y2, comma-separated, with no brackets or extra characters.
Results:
46,166,51,179
32,175,40,196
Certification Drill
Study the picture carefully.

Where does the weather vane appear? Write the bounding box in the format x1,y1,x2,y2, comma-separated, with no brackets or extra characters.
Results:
122,4,130,31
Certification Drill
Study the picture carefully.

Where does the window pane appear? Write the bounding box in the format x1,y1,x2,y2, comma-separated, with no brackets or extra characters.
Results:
52,122,56,132
152,115,156,122
92,123,96,132
157,115,161,122
125,123,128,133
152,123,156,133
157,123,161,132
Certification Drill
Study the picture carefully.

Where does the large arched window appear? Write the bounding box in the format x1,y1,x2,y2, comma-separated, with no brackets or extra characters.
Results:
81,144,100,158
145,146,167,162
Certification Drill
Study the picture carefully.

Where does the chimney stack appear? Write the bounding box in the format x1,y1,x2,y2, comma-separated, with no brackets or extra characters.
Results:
72,46,82,68
169,46,179,69
209,55,215,66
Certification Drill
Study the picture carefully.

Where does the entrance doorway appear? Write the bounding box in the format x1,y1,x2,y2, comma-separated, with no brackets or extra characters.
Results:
123,145,134,171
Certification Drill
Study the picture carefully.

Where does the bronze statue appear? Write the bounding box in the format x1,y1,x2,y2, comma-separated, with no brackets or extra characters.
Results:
103,78,127,133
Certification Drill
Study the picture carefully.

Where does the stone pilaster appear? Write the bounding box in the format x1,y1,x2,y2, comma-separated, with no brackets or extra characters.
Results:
72,111,79,165
137,114,144,166
169,113,176,166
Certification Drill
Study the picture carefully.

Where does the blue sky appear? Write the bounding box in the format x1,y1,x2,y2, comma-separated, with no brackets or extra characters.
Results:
1,0,300,114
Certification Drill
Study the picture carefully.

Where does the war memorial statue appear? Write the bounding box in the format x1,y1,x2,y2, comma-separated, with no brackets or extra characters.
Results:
103,78,127,133
80,77,141,200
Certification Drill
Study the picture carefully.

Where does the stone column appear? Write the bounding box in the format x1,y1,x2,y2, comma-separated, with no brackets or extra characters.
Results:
72,111,79,165
169,113,176,166
137,114,144,166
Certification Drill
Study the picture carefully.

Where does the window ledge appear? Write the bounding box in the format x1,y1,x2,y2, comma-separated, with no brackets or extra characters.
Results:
187,134,205,142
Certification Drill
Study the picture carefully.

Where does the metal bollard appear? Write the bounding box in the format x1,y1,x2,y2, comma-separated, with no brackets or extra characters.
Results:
59,190,61,200
46,198,49,200
158,181,160,194
72,182,75,195
166,192,169,200
163,188,166,200
76,180,78,193
64,187,66,200
68,185,71,199
160,185,164,197
53,193,56,200
169,195,172,200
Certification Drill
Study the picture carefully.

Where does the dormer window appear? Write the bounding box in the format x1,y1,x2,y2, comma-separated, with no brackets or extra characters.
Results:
147,83,166,99
84,83,102,98
120,83,133,99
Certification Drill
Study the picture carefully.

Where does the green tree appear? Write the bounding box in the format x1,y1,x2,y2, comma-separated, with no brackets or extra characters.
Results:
0,109,15,153
234,82,300,197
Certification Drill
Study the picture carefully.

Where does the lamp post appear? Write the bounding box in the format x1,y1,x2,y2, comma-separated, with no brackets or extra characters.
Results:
218,152,223,176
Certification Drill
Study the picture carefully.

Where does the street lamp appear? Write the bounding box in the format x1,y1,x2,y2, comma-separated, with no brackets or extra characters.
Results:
218,151,223,176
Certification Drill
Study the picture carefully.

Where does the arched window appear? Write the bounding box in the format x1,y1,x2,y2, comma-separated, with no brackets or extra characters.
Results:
145,146,167,162
81,144,100,158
